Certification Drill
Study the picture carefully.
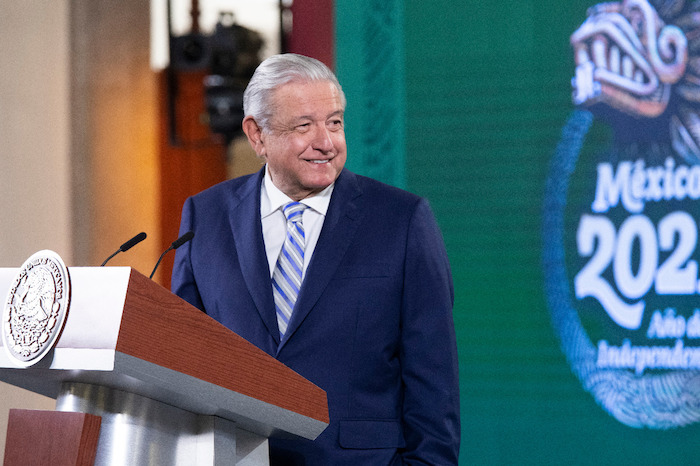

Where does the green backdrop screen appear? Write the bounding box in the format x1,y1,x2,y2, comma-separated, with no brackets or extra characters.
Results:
337,0,700,464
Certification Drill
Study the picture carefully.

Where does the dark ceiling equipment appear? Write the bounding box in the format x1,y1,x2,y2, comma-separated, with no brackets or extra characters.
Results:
166,2,263,146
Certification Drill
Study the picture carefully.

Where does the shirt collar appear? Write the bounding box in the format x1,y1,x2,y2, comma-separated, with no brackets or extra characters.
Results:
261,165,334,219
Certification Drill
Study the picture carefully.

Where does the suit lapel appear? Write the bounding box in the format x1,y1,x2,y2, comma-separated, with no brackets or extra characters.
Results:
229,169,281,344
279,170,363,350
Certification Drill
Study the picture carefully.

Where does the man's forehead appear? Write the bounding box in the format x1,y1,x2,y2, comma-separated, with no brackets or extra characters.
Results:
274,79,339,99
270,81,344,118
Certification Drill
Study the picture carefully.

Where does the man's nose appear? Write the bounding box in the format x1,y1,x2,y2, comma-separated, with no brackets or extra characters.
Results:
312,125,334,152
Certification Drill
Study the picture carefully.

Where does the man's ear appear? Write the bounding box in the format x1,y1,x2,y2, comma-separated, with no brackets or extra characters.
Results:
242,116,266,157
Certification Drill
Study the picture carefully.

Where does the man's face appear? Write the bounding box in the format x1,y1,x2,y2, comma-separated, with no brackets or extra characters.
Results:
247,80,347,200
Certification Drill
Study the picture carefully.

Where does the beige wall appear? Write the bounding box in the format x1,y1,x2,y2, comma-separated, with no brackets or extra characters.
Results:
0,0,158,459
0,2,72,265
0,1,72,459
70,0,160,272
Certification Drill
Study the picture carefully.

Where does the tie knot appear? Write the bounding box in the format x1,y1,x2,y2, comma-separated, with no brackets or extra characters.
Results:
282,202,306,223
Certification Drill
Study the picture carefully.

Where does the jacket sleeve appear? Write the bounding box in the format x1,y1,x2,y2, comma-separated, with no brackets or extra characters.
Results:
171,196,205,311
399,198,460,464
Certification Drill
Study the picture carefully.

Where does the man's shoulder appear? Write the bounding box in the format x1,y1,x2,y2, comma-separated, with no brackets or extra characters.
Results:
190,170,261,203
343,170,423,207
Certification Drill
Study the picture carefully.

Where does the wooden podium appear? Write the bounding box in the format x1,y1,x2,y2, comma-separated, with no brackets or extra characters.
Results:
0,267,329,465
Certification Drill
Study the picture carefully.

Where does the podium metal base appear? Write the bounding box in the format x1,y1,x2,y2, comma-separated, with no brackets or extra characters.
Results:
55,382,269,466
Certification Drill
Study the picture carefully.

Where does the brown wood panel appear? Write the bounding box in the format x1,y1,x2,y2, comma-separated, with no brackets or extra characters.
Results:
156,69,228,288
4,410,101,466
116,269,329,424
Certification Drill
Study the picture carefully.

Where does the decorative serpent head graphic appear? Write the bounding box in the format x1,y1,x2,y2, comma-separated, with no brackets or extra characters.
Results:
571,0,700,162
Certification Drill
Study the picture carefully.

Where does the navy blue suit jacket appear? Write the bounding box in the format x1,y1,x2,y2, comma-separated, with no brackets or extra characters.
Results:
172,168,460,465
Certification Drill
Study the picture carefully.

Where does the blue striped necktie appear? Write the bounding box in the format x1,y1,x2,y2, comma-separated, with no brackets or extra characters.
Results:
272,202,308,338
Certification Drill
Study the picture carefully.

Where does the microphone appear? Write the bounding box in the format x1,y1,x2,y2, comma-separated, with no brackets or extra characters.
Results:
149,231,194,279
100,232,148,266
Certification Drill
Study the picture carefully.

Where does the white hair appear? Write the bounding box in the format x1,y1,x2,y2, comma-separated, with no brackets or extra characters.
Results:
243,53,346,131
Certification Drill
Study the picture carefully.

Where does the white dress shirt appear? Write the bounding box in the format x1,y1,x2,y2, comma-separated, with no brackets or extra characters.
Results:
260,166,334,279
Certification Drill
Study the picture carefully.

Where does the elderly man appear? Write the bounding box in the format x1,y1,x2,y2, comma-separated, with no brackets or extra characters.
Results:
172,53,460,465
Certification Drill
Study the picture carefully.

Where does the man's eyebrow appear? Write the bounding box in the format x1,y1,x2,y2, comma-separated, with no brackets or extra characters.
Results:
325,110,344,121
291,110,344,123
288,116,313,126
